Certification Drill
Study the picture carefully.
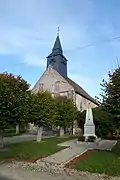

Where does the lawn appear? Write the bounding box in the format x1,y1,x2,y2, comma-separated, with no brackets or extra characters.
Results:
4,128,25,137
0,136,75,161
112,140,120,156
75,149,120,177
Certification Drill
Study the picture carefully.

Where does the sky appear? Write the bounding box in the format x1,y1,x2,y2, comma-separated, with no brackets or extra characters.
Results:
0,0,120,98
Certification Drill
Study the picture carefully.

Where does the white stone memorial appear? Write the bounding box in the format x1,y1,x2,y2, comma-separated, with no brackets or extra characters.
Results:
84,106,96,140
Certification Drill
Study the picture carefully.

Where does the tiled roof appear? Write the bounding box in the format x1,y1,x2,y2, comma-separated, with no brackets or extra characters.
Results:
67,77,98,105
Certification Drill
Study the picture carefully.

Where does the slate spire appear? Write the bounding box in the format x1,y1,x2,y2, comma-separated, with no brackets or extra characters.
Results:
52,35,63,53
46,32,67,78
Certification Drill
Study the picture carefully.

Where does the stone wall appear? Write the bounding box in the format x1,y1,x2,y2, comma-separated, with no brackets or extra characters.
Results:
32,66,74,94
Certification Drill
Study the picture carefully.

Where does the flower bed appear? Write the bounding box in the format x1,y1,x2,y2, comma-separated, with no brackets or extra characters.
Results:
64,150,92,169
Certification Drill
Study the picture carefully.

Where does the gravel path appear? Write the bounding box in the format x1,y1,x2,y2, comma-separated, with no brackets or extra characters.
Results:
0,161,119,180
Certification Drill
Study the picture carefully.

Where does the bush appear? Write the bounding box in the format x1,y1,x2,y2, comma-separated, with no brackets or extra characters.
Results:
112,140,120,156
78,136,85,141
87,136,96,142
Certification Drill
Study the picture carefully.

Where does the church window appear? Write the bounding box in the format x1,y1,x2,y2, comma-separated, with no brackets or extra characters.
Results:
39,83,44,91
55,81,60,91
50,59,55,63
80,102,83,111
83,98,86,104
67,91,73,99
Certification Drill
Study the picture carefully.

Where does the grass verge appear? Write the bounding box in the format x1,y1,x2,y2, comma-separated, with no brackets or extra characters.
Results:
112,140,120,156
0,136,75,161
75,149,120,176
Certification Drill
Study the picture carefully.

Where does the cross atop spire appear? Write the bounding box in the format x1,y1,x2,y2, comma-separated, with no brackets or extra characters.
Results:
57,26,60,36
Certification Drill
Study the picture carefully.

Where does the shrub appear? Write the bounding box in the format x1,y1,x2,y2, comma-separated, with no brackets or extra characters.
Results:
112,140,120,156
87,136,96,142
78,136,85,141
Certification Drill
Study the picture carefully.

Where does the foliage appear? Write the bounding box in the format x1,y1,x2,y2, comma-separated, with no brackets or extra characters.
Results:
100,67,120,127
87,136,96,142
114,128,120,139
27,91,56,128
77,136,85,141
112,140,120,156
93,107,115,138
54,95,77,128
0,72,30,147
76,110,85,130
75,150,120,176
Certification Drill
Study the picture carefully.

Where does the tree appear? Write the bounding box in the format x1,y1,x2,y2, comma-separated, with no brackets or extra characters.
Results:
54,96,77,136
0,72,30,147
76,110,85,132
27,91,56,142
93,107,115,138
100,67,120,127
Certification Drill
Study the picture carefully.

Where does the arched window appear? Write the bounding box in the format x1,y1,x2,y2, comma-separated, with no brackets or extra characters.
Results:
39,83,44,91
55,81,60,91
80,102,83,111
67,91,73,99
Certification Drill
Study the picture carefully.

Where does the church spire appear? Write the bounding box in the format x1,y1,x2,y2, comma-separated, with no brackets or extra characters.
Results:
52,35,63,53
46,31,67,78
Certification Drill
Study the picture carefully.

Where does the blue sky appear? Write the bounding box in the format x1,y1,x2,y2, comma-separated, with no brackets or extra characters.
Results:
0,0,120,98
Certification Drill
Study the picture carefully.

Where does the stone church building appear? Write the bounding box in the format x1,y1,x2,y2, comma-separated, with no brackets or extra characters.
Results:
30,35,98,133
32,35,98,110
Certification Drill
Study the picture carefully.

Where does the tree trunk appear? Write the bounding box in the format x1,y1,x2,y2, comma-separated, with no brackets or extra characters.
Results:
37,126,43,142
0,130,4,148
72,120,78,135
59,127,64,136
16,124,20,134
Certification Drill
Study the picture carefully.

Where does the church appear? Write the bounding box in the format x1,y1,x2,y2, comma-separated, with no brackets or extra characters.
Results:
32,34,98,112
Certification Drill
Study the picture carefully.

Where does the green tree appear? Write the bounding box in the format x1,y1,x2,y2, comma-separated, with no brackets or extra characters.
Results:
93,107,115,138
0,72,30,147
27,91,56,142
76,110,85,132
55,96,77,136
100,67,120,127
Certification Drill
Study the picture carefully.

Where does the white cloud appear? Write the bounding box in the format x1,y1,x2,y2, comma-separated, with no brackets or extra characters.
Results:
0,24,88,68
0,0,93,68
0,0,104,98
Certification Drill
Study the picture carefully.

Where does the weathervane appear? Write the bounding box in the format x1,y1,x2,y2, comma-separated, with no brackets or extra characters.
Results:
57,26,60,36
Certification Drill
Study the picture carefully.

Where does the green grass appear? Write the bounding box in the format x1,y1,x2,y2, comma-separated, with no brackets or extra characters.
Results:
4,129,25,137
0,136,75,161
4,132,24,137
75,150,120,176
112,140,120,156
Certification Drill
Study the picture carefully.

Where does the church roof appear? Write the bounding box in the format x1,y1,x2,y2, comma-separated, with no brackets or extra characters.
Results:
52,35,63,52
67,78,98,105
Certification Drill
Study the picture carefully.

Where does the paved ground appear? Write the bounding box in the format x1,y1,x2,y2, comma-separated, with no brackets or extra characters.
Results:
38,139,117,165
4,134,37,144
3,133,56,145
